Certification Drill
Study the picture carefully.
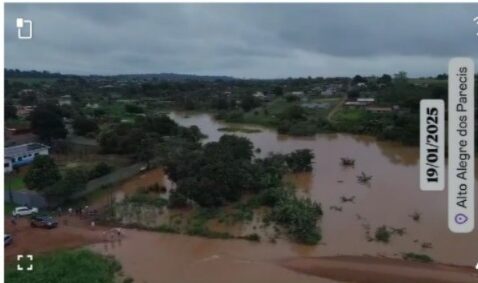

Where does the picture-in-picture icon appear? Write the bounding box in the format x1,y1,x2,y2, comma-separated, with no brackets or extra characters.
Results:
16,18,33,40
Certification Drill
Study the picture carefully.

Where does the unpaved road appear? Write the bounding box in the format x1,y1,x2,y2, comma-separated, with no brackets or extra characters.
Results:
4,215,106,263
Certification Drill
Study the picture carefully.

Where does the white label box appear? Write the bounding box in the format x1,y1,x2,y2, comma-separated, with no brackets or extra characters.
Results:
448,57,474,233
420,99,445,191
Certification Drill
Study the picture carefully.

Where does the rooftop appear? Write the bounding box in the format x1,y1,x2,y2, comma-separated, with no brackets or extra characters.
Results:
5,143,49,158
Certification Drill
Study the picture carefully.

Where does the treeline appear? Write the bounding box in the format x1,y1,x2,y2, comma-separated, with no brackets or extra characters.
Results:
5,69,72,79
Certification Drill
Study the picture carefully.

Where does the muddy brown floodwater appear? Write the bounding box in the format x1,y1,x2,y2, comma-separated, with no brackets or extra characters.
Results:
89,111,478,283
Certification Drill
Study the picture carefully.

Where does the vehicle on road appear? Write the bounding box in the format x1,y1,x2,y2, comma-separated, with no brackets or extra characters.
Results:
12,206,39,217
31,215,58,229
4,234,13,246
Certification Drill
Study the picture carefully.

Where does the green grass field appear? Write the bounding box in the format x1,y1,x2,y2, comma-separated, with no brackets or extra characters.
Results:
5,202,15,215
5,249,122,283
334,109,367,122
5,175,26,191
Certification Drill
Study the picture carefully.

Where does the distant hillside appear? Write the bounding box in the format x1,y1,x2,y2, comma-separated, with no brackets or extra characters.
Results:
5,69,237,82
5,69,75,79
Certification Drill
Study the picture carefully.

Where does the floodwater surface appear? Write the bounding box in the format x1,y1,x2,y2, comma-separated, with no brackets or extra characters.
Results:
167,112,477,266
90,111,478,283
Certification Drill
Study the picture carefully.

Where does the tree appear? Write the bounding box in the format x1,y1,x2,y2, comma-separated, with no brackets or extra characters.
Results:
285,149,314,172
45,168,89,201
394,71,408,83
435,73,447,80
73,116,98,136
30,104,67,142
136,135,156,166
347,90,360,100
352,75,367,85
241,94,259,112
124,104,144,114
377,74,392,85
89,162,113,179
272,86,284,96
24,156,61,191
5,103,17,119
279,105,306,121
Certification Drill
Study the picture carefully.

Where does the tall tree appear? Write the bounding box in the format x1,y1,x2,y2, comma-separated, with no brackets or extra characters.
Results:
30,104,67,142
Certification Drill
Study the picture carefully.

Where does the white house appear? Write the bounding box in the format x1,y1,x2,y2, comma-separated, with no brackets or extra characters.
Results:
357,98,375,105
322,88,335,96
86,103,100,109
4,143,50,171
252,91,266,99
59,95,72,106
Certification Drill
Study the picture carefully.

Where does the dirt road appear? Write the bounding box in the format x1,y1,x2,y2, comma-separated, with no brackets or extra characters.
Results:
4,215,106,263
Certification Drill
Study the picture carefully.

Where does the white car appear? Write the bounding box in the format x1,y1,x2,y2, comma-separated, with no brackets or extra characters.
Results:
12,206,39,217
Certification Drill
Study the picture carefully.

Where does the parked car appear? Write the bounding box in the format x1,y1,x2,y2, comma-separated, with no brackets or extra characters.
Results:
31,215,58,229
12,206,39,217
4,234,12,246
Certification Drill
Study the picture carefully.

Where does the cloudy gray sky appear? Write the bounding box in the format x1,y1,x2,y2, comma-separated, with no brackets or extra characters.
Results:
5,3,478,78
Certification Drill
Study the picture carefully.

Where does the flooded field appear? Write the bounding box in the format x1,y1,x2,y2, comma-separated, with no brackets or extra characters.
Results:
167,112,478,266
89,111,478,283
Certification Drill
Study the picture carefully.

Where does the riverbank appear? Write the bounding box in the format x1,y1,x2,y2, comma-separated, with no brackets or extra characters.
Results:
88,228,478,283
280,256,478,283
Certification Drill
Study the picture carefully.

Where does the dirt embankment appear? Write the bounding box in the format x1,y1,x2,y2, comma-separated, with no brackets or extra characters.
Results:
280,256,478,283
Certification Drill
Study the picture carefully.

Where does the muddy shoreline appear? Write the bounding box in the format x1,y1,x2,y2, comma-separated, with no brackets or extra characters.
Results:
280,256,478,283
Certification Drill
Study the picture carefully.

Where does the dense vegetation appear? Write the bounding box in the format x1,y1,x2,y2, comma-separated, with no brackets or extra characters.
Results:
162,135,315,207
5,250,122,283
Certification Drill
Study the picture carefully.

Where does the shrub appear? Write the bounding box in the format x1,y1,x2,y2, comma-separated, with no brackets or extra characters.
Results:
375,226,392,243
89,162,113,179
168,190,188,208
270,196,323,245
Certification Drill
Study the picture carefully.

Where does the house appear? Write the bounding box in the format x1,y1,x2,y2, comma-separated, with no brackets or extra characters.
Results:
4,143,50,171
59,95,72,106
344,101,364,107
253,91,266,100
86,103,100,109
322,88,335,96
344,98,376,108
290,91,305,97
356,98,375,105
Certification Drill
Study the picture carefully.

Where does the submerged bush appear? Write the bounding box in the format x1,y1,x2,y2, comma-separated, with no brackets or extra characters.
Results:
375,226,392,243
402,252,433,263
269,192,323,245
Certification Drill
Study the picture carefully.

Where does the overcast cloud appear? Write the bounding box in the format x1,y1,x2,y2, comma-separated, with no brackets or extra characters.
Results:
5,3,478,78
